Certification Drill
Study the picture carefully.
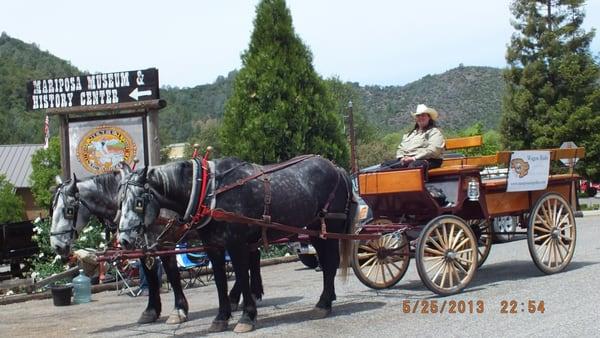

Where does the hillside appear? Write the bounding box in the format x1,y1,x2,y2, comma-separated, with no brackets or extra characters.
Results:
357,65,504,132
0,32,81,144
0,33,505,145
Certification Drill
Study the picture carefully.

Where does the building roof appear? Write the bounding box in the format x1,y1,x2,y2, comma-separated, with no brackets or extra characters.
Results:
0,144,43,188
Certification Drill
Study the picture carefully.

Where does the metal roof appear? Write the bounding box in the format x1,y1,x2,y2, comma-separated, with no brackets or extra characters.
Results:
0,144,43,188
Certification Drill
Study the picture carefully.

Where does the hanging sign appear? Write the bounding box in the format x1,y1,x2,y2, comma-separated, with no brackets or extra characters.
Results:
506,150,551,192
26,68,159,110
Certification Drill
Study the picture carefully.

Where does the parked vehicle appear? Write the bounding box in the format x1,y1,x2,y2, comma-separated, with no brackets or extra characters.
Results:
0,220,38,278
290,196,373,269
580,180,599,197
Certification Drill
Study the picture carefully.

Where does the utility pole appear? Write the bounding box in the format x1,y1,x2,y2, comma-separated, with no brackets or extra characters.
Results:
347,100,358,174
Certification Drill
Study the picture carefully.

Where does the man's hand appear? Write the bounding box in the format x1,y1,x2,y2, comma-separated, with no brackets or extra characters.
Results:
400,156,416,164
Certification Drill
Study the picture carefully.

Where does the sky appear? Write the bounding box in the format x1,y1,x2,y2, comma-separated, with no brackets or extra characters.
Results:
2,0,599,88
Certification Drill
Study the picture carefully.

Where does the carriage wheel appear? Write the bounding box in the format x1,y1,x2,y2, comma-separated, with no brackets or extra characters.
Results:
527,193,576,274
416,215,478,296
352,220,410,289
468,219,492,268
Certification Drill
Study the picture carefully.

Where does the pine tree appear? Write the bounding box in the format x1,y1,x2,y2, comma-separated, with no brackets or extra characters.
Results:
220,0,349,166
501,0,600,179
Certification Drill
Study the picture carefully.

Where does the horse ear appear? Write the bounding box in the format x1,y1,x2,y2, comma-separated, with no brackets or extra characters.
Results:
118,161,132,174
66,176,78,194
139,167,148,182
118,161,132,181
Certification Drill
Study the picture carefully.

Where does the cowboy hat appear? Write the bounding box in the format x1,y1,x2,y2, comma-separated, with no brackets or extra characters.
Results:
411,104,439,121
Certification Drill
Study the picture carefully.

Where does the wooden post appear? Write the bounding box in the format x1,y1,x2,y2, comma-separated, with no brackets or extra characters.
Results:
147,109,161,165
58,115,71,180
347,101,358,174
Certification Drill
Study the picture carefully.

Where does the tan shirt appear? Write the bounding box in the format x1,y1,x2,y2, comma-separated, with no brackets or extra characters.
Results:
396,127,445,160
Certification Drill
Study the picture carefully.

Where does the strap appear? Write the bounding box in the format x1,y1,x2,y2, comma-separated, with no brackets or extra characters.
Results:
215,154,315,195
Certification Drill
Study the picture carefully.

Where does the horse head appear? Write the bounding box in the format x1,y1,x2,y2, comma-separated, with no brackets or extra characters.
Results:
50,174,91,259
117,167,161,249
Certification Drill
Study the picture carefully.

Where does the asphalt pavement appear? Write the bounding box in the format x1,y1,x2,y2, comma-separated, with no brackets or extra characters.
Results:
1,214,599,337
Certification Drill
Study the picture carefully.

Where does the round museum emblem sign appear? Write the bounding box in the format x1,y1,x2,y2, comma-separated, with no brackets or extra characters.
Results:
76,125,137,174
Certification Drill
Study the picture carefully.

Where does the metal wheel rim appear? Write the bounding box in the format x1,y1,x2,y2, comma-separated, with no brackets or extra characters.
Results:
417,216,477,294
528,194,576,273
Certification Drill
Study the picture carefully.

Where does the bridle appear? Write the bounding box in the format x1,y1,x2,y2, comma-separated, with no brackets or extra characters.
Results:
49,182,91,240
117,176,155,235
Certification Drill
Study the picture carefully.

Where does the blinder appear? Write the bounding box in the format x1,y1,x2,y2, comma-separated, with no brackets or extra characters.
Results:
133,183,153,214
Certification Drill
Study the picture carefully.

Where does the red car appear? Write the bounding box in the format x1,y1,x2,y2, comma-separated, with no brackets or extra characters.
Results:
580,180,600,197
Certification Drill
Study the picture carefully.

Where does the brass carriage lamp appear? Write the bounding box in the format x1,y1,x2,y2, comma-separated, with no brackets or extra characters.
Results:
467,178,480,201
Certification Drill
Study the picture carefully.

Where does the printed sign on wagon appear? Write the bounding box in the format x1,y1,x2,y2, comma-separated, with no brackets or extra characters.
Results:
506,150,550,192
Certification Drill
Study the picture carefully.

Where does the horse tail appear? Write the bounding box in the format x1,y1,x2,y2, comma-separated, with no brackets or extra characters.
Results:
339,171,358,281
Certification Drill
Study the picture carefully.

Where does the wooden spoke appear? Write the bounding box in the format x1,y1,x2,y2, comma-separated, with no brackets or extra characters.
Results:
425,257,445,274
454,237,471,251
425,246,445,256
359,244,378,253
534,233,551,242
433,228,447,249
428,233,446,253
357,252,376,260
360,255,378,270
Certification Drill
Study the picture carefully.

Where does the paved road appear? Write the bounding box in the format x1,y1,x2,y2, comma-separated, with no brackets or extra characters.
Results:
1,214,599,337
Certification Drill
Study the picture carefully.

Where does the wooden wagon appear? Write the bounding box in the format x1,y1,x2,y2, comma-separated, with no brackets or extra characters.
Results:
353,136,584,295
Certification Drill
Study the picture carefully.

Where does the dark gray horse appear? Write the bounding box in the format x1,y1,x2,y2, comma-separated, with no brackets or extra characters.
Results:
50,169,262,325
117,155,358,333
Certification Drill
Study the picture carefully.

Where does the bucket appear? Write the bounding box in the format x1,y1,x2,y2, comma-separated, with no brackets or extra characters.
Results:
51,285,73,306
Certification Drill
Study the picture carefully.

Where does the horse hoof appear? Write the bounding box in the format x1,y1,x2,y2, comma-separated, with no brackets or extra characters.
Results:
310,306,332,319
166,308,187,324
209,320,229,332
137,309,159,324
233,322,255,333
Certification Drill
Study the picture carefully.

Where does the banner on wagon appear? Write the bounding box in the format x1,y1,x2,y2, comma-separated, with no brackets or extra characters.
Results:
506,150,550,192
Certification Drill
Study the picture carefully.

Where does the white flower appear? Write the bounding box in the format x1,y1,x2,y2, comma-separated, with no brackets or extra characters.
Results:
34,217,41,224
6,290,14,296
99,243,106,249
32,235,38,241
79,236,87,241
83,227,92,234
52,255,62,263
33,226,40,234
38,252,45,258
100,233,106,240
31,271,39,282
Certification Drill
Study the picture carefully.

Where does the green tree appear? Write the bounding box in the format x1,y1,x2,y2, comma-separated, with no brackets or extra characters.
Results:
0,174,25,223
220,0,349,166
501,0,600,179
29,137,61,210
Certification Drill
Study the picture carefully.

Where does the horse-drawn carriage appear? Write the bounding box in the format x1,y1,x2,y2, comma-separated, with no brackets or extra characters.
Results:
352,135,583,295
50,137,584,332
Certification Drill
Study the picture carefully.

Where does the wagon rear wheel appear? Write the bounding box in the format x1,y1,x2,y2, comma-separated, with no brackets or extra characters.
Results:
468,219,492,268
352,220,410,289
527,193,576,274
416,215,477,296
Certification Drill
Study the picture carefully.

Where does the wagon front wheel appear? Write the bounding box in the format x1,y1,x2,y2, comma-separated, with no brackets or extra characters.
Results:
416,215,478,296
352,228,410,290
527,193,576,274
